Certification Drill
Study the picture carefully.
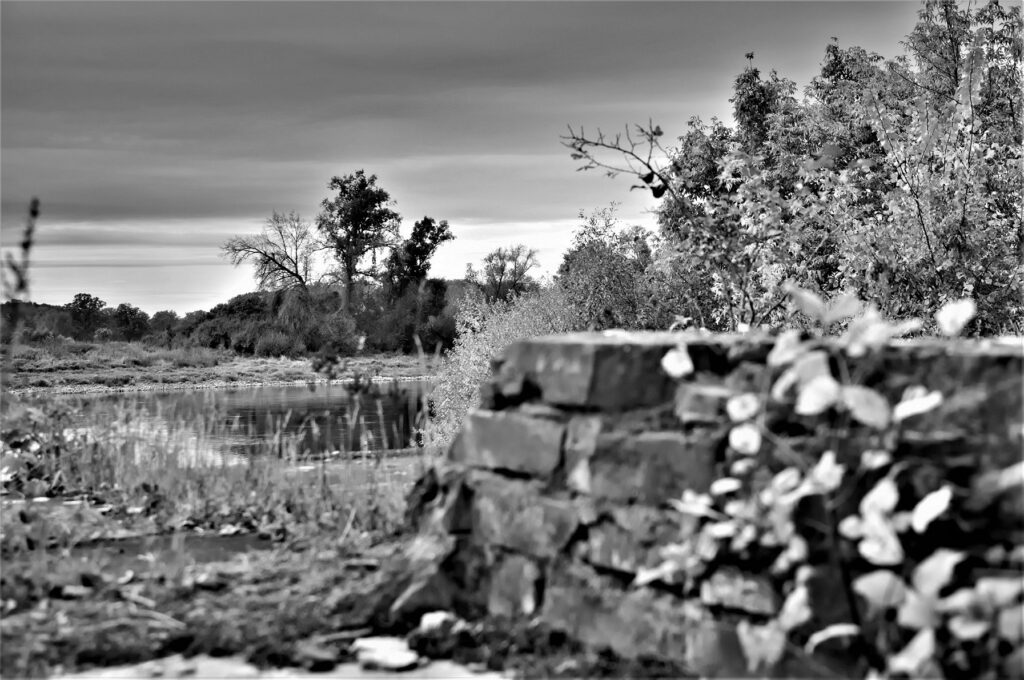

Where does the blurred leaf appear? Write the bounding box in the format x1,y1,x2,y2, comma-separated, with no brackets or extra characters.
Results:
887,627,935,677
858,512,904,566
661,344,694,378
861,478,900,516
911,486,952,533
948,615,990,641
897,588,937,630
795,374,841,416
767,329,805,368
853,570,908,614
913,549,966,598
841,385,891,429
809,450,844,492
778,584,812,631
935,299,976,336
976,577,1024,609
783,282,826,322
823,292,862,326
893,390,943,422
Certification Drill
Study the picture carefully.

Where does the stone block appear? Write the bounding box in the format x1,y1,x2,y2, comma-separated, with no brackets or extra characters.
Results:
568,430,718,503
495,331,745,410
487,553,542,618
580,505,682,574
467,472,578,559
451,410,565,478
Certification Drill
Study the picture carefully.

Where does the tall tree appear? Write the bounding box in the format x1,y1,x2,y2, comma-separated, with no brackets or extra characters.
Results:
384,216,454,301
468,245,540,302
65,293,106,340
112,303,150,341
316,170,401,314
222,211,325,293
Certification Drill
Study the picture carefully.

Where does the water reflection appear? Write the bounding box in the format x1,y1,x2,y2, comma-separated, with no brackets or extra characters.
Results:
59,380,432,462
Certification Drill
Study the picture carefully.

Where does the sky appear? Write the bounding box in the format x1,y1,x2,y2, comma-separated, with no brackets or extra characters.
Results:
1,0,921,315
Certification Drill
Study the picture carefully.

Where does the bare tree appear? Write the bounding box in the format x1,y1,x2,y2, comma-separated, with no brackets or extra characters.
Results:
470,244,539,301
222,211,329,292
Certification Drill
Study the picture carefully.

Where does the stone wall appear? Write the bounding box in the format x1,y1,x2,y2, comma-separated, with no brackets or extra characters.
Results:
393,331,1023,677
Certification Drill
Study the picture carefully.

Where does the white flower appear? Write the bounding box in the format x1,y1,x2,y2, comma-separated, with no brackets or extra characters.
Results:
726,393,761,422
728,423,762,456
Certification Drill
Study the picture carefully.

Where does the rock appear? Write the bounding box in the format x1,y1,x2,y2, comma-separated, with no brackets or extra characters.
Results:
352,637,422,672
569,431,717,503
487,554,541,618
453,410,565,478
418,611,458,633
467,472,578,559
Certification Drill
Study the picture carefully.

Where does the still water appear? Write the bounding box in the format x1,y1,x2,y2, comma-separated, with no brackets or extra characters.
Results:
56,380,432,463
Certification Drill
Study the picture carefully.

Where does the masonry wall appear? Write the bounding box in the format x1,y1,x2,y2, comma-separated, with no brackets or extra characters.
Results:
395,331,1024,677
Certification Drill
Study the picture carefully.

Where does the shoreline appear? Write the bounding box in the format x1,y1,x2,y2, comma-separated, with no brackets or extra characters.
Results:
6,374,435,398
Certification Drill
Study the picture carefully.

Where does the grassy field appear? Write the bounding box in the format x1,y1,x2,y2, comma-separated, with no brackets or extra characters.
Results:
5,340,436,393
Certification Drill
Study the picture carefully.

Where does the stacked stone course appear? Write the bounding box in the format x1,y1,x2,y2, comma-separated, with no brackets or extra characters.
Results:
395,331,1024,677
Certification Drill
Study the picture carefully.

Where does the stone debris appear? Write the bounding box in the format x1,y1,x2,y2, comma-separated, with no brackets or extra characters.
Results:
352,636,422,672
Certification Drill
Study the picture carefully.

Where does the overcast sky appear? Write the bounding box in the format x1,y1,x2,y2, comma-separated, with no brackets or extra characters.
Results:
1,0,920,314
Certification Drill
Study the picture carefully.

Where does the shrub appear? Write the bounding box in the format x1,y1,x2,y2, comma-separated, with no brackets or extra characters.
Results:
254,330,300,358
93,328,113,342
428,285,580,445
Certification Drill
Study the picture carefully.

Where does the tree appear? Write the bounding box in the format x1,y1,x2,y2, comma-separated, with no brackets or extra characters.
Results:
222,211,326,293
563,0,1022,333
557,204,657,329
468,245,540,302
149,310,179,334
384,216,454,301
112,303,150,341
316,170,401,314
65,293,105,340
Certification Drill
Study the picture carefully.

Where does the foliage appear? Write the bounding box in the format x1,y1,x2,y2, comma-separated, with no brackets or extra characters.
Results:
316,170,401,314
564,0,1022,334
65,293,106,341
384,216,454,301
112,303,150,342
556,204,661,329
466,244,540,302
221,211,330,292
644,289,1021,679
428,286,580,445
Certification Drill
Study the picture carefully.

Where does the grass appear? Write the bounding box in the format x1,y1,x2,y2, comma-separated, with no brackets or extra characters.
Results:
5,339,437,393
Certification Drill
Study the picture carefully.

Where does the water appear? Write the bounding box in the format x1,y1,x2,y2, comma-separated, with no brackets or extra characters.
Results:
54,380,433,463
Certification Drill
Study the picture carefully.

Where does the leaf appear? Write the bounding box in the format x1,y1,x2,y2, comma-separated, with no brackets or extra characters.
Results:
661,344,694,378
912,549,966,598
796,374,841,416
710,477,742,496
823,292,862,326
809,450,844,492
634,561,678,587
841,385,891,429
784,282,827,322
804,624,861,655
728,423,762,456
725,393,761,423
893,390,943,423
771,350,831,401
948,615,990,640
858,513,904,566
935,299,976,336
860,449,892,470
767,329,805,367
853,570,908,613
897,588,937,630
778,584,812,632
736,619,787,673
911,486,952,533
838,514,864,540
976,577,1024,609
860,477,900,516
887,627,936,676
997,604,1023,642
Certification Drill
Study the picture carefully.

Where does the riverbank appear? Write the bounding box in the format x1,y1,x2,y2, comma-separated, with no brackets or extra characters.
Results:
5,341,436,395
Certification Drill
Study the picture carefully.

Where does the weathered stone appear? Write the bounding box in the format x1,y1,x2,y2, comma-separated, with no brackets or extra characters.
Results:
699,567,779,616
467,472,578,558
353,637,421,672
496,331,744,410
674,381,733,425
452,410,565,477
568,431,718,503
487,553,542,618
580,505,682,574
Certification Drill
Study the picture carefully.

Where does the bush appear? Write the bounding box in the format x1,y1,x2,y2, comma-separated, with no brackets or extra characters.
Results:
93,328,113,342
428,285,580,445
254,330,301,358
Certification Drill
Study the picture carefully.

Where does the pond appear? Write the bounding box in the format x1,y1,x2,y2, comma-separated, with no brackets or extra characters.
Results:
52,379,433,464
